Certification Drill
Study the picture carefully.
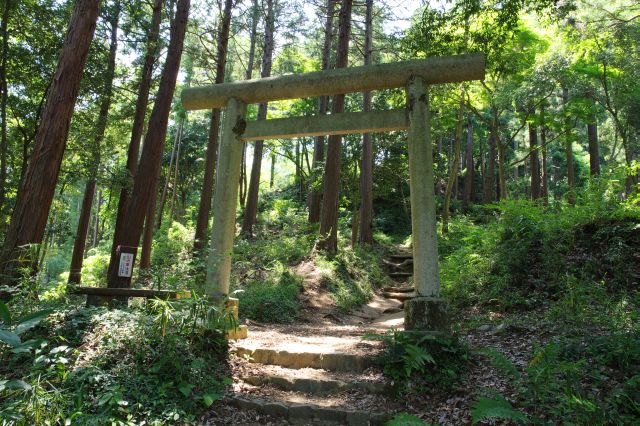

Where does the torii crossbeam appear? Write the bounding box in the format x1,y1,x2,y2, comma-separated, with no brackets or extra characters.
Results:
182,53,485,331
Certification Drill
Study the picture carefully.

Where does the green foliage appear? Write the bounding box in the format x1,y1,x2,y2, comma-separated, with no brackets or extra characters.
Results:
471,396,528,424
385,412,434,426
441,192,639,310
368,330,470,392
238,271,302,323
0,302,229,425
316,245,391,312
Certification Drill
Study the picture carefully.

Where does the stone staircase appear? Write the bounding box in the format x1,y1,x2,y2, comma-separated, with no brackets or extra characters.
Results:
382,252,415,303
217,252,417,425
225,324,401,425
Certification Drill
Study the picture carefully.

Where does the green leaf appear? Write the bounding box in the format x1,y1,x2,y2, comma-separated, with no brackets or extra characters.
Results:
385,412,433,426
0,329,21,347
14,309,53,335
471,396,527,424
202,392,219,407
0,301,11,325
178,382,195,397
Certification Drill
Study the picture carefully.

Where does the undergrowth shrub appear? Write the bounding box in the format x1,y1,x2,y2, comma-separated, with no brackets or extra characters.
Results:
480,331,640,425
0,301,230,425
367,330,470,393
440,188,639,310
316,245,391,312
238,271,302,323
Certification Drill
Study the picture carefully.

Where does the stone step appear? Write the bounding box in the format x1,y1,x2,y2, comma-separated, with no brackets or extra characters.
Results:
382,291,416,301
389,272,412,279
226,393,394,425
382,286,414,293
389,253,412,260
239,365,391,396
234,346,375,372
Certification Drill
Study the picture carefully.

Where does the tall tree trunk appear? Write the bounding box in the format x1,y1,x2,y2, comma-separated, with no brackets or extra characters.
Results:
68,4,119,284
462,120,474,208
587,116,600,177
0,0,11,221
193,0,234,254
318,0,352,253
357,0,374,245
308,0,336,223
562,87,575,204
540,103,549,205
442,93,464,234
110,0,162,263
239,147,247,207
106,0,190,288
0,0,100,286
241,0,274,236
529,118,540,201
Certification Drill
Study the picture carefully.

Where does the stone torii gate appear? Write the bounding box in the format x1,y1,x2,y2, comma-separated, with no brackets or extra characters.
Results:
182,53,485,331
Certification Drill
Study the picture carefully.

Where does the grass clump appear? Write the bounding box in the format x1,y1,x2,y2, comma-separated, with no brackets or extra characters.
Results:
238,271,302,323
316,245,391,312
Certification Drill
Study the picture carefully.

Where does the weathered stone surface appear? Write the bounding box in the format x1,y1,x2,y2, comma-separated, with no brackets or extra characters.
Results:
404,297,448,331
288,403,315,422
314,407,347,423
261,401,288,418
369,412,392,425
228,396,265,412
346,410,370,426
234,347,374,372
225,325,248,340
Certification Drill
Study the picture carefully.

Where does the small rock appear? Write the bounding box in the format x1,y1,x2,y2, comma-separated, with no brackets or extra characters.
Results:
477,324,493,332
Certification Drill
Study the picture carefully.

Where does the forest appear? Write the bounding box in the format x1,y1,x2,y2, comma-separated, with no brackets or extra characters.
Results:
0,0,638,424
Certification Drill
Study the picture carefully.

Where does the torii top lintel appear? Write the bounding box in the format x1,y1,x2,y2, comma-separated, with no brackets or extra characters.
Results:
181,53,485,111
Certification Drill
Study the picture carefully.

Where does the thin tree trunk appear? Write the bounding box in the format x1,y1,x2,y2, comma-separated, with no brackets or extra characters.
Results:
68,4,119,284
241,0,275,236
529,116,540,201
193,0,234,254
140,190,156,270
318,0,352,253
0,0,101,286
540,103,548,205
168,126,182,220
357,0,374,245
92,188,101,248
463,120,474,208
484,122,496,203
587,116,600,177
442,93,464,233
562,87,575,204
156,121,182,228
270,150,275,188
308,0,336,223
110,0,162,263
68,181,96,283
106,0,190,288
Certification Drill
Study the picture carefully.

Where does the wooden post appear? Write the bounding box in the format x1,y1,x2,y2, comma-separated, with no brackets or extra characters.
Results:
205,97,247,298
404,77,447,331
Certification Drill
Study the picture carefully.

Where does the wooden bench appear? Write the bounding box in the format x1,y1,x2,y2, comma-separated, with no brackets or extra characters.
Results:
69,286,188,306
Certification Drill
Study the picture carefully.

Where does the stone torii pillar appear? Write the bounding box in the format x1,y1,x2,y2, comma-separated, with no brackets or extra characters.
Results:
404,77,446,331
